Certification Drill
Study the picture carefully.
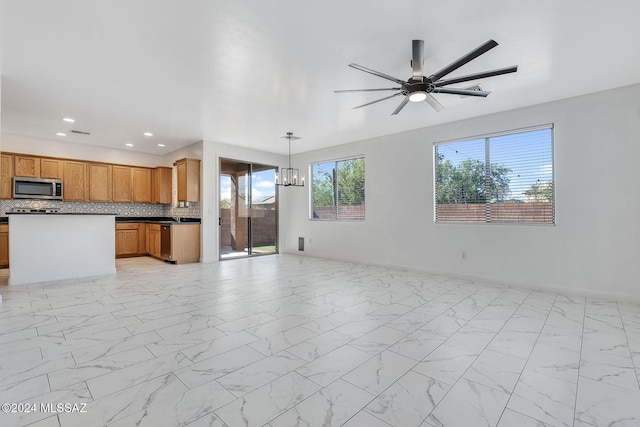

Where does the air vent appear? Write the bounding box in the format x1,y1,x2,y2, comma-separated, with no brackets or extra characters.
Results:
69,129,91,135
459,84,484,98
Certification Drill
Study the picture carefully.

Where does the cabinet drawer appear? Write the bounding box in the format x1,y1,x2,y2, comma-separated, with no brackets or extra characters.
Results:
116,223,140,230
147,224,161,231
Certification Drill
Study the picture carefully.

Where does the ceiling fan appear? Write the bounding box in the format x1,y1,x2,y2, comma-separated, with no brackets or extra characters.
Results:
335,39,518,115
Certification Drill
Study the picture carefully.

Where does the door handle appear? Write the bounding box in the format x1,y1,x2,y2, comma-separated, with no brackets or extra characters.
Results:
219,217,222,226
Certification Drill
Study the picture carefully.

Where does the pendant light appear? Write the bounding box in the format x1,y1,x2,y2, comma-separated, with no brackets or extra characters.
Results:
276,132,305,187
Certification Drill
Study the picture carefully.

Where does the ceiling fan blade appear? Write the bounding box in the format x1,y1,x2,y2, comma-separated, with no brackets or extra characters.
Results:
391,97,410,115
429,39,499,82
434,65,518,87
425,94,444,112
334,87,401,93
353,92,402,109
349,63,406,85
432,87,491,97
412,39,424,79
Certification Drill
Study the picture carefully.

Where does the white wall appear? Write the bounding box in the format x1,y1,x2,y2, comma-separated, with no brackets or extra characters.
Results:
285,83,640,300
2,133,165,167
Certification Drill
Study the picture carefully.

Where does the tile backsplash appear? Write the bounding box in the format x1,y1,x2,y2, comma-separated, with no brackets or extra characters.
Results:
0,200,200,218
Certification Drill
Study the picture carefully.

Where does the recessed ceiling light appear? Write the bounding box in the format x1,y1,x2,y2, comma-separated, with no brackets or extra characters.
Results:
63,117,75,123
143,132,153,137
157,144,165,147
56,132,66,136
126,143,134,147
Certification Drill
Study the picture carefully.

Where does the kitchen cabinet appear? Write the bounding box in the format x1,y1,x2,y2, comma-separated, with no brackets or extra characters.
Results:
0,154,14,199
147,223,161,258
88,163,113,202
163,223,200,264
0,224,8,268
113,166,132,202
63,161,88,201
14,155,40,178
175,158,200,202
40,158,64,179
132,167,151,203
151,167,172,204
115,222,146,258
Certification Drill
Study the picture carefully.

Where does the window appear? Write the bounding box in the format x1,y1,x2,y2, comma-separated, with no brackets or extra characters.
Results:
311,157,365,220
434,125,554,224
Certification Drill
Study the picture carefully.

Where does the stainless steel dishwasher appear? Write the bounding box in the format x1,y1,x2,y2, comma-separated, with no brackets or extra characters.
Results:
160,224,171,260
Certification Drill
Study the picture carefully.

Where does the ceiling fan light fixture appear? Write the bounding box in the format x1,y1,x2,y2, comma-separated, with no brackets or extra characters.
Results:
408,91,427,102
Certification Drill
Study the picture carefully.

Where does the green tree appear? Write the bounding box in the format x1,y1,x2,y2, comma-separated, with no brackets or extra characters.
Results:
435,152,511,203
525,181,554,202
312,158,365,208
337,158,365,205
312,165,334,207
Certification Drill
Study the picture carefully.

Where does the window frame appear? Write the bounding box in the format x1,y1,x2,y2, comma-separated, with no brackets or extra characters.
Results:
309,155,366,222
433,124,555,225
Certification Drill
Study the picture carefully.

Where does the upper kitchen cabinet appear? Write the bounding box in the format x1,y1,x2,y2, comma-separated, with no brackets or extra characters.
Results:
88,163,113,202
0,154,14,199
152,167,172,204
13,155,63,179
40,158,64,179
14,155,40,177
63,161,88,201
113,166,132,202
132,168,152,203
175,158,200,202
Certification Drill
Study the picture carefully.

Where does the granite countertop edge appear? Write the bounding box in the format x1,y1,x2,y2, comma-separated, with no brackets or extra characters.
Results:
0,215,201,224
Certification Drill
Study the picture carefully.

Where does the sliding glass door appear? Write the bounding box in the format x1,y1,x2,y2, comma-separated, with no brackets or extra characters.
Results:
219,159,277,259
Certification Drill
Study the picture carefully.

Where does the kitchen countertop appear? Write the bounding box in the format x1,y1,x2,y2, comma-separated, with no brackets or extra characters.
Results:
6,212,117,215
115,216,201,224
0,216,201,224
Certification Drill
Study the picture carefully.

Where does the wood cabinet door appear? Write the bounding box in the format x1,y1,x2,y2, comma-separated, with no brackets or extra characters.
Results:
0,154,14,199
152,167,172,204
0,224,9,268
89,163,113,201
116,229,139,257
63,161,88,201
132,168,151,203
176,160,187,202
150,229,160,257
175,158,200,202
14,156,40,177
113,166,132,202
137,223,147,254
40,158,64,179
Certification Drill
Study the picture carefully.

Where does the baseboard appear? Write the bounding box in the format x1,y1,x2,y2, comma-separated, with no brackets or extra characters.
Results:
282,251,640,304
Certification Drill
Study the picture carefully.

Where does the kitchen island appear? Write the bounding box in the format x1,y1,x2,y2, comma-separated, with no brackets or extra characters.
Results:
8,213,116,285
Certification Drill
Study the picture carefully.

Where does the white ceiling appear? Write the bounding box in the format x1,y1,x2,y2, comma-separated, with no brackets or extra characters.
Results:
1,0,639,156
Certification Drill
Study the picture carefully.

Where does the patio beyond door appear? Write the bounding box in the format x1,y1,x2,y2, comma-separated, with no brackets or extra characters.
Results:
219,159,278,259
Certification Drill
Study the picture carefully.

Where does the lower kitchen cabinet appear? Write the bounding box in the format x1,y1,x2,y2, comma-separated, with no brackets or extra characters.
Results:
117,222,200,263
165,224,200,264
0,224,8,268
115,223,146,258
147,224,161,258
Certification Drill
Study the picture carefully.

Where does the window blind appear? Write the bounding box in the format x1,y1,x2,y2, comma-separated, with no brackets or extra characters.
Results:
311,157,365,221
434,125,554,224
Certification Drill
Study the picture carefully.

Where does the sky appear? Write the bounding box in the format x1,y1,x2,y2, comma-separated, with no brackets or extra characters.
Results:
435,128,553,201
220,168,276,204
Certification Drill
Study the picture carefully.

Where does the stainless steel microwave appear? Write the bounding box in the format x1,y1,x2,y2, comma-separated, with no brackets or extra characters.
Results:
13,177,63,200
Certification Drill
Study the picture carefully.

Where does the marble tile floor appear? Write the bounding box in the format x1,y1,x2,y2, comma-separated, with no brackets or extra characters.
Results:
1,255,640,427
